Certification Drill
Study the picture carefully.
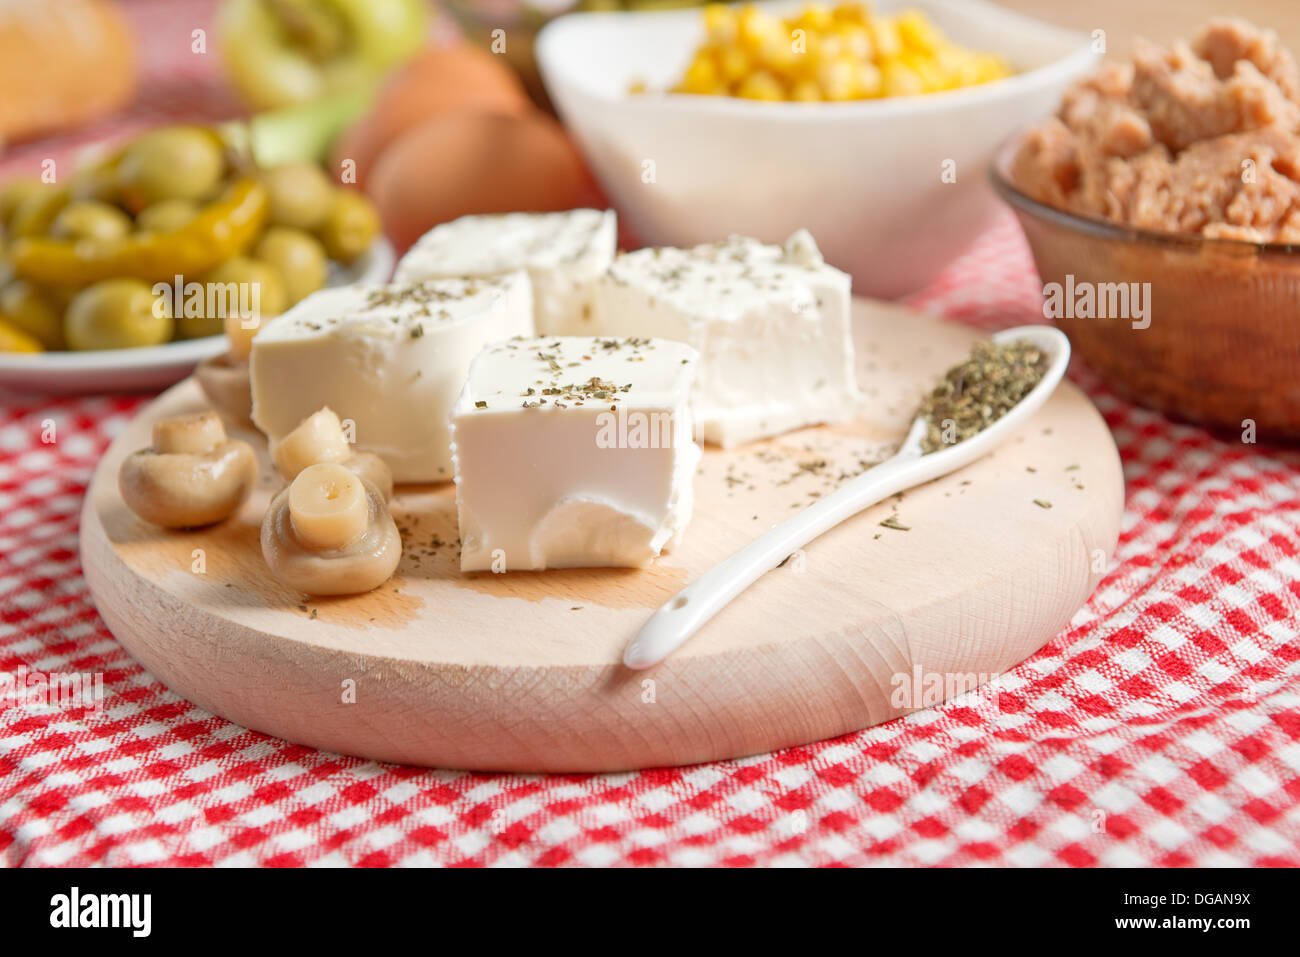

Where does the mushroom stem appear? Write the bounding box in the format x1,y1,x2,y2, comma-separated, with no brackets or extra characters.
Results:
272,406,351,480
152,411,225,455
224,311,260,363
288,463,367,550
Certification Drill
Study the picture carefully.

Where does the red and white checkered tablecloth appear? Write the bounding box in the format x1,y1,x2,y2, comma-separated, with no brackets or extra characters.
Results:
3,1,1300,868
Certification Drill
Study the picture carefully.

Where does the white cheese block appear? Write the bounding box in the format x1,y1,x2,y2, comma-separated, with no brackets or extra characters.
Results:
250,273,534,484
393,209,616,337
450,336,700,571
592,230,861,447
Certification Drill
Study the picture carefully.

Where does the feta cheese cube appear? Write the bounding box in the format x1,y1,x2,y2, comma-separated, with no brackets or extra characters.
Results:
592,230,862,446
250,273,534,484
394,209,616,337
450,336,700,571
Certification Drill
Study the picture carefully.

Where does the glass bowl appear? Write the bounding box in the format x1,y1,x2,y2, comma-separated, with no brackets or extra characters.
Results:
991,136,1300,439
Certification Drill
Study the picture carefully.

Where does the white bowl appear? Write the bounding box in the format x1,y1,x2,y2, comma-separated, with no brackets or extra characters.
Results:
0,237,395,395
537,0,1096,298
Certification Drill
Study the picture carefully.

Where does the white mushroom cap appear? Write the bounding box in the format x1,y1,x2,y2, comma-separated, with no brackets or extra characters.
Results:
261,466,401,596
119,411,258,528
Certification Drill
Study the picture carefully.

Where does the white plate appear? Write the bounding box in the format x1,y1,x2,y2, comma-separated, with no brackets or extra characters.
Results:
0,238,395,395
537,0,1097,298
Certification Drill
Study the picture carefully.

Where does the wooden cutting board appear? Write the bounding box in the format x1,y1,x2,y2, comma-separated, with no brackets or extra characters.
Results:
80,299,1124,772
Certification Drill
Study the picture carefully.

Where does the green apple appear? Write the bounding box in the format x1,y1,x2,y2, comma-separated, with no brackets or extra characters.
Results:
218,0,428,111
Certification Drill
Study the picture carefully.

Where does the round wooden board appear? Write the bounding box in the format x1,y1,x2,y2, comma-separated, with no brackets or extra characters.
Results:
81,300,1124,772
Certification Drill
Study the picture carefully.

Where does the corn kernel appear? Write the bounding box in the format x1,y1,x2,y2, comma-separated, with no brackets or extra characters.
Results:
973,53,1011,82
738,5,780,52
787,26,814,61
896,9,942,54
880,57,924,96
669,2,1011,103
768,52,801,79
835,23,872,60
736,70,785,100
817,57,857,100
795,3,833,32
913,59,947,93
702,3,737,44
868,16,902,59
678,54,720,94
716,44,751,83
812,31,844,60
850,60,882,97
790,78,823,101
831,3,865,23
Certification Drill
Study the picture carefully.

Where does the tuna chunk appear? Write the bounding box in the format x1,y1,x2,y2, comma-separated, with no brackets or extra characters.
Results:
1012,18,1300,242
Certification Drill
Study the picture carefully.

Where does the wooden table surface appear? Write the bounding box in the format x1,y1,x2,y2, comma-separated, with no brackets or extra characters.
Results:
992,0,1299,55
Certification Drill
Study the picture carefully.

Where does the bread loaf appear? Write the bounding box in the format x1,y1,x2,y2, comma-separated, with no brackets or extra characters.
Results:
0,0,137,146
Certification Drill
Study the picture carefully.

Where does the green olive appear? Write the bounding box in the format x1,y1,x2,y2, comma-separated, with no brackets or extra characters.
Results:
50,200,132,242
68,163,121,204
0,280,64,350
7,186,68,238
0,179,44,227
254,227,327,305
136,199,199,234
178,256,287,339
117,127,225,209
317,189,380,265
261,162,335,231
65,279,172,351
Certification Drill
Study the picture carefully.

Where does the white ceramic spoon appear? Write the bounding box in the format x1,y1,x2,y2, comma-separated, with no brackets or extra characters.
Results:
622,325,1072,670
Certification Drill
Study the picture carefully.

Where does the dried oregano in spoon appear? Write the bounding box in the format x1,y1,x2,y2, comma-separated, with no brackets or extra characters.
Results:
918,339,1049,454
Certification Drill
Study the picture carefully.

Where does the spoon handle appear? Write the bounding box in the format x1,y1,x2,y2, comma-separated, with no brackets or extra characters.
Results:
623,451,921,670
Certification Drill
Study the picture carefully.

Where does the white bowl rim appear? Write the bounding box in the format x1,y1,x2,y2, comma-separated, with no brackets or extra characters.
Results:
537,0,1098,120
0,331,228,374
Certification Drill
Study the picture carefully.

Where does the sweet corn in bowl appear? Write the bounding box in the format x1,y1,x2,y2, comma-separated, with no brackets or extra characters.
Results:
537,0,1095,296
670,3,1011,101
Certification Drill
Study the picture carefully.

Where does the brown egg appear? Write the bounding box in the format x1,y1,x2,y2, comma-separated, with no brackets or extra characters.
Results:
331,43,532,190
369,110,605,253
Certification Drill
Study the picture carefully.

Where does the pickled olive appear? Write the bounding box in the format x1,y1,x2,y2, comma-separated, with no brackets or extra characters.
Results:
261,162,335,231
68,163,122,205
135,199,199,234
0,280,64,350
316,188,379,265
117,126,226,209
50,201,132,243
254,227,326,305
65,278,173,351
7,186,69,239
0,179,44,227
